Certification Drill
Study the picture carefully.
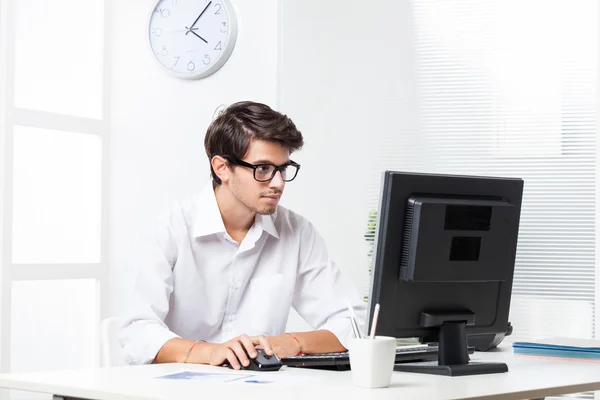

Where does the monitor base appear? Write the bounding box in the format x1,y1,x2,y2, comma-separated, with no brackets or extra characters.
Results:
394,361,508,376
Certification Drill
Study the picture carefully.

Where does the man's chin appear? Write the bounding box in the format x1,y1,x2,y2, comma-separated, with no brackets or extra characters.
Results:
257,206,277,215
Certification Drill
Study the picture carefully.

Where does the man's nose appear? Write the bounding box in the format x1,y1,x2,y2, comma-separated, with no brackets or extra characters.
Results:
269,170,285,189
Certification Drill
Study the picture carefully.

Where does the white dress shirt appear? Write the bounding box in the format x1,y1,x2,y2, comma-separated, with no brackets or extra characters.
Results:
119,184,367,365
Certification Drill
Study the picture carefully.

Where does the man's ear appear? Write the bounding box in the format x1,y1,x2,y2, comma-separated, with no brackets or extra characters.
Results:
211,156,231,183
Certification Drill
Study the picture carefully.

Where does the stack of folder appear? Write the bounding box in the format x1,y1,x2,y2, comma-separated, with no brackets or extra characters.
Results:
513,337,600,362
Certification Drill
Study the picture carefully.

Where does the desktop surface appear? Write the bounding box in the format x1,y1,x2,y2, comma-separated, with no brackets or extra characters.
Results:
1,345,600,400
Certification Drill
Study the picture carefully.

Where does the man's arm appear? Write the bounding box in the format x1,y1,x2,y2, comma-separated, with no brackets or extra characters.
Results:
154,338,206,363
290,330,346,353
154,335,275,369
155,331,343,364
266,330,346,358
118,211,182,365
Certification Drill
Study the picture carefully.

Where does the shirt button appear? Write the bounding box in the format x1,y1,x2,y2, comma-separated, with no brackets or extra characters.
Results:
228,315,235,322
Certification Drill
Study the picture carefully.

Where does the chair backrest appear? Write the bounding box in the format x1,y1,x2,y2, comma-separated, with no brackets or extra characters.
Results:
100,317,126,367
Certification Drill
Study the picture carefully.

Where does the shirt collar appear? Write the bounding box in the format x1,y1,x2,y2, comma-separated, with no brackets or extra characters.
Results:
255,211,280,239
192,184,227,238
192,184,280,240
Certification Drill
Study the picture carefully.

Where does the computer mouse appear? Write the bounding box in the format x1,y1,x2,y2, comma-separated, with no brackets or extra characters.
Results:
224,348,282,372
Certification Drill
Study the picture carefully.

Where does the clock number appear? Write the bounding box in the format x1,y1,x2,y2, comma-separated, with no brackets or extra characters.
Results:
187,61,196,71
158,8,170,18
220,21,227,33
214,3,222,14
152,28,163,37
172,0,177,4
172,56,180,69
214,41,222,51
203,54,211,65
161,45,168,56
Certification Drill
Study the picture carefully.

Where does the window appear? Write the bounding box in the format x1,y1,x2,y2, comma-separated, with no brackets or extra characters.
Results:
367,0,597,342
0,0,109,385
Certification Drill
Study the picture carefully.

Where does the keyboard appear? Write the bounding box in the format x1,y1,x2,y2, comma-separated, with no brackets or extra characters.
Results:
282,344,464,371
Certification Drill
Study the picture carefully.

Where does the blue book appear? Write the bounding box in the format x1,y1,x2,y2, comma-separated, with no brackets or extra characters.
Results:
513,337,600,361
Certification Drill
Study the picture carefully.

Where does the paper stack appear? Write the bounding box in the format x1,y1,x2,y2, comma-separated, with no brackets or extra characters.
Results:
513,337,600,362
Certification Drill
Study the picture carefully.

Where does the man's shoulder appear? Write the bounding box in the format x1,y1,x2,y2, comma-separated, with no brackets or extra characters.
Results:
156,194,199,233
159,193,198,217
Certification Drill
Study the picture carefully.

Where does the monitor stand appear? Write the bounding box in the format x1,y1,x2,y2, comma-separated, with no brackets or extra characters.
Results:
393,313,508,377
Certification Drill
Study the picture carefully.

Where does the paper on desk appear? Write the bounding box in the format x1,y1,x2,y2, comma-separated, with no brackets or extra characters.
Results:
229,375,309,386
513,337,600,362
527,337,600,349
157,370,309,386
157,371,253,382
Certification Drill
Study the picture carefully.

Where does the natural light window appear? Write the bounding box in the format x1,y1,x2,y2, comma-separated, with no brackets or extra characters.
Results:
412,0,597,341
12,126,102,264
14,0,104,119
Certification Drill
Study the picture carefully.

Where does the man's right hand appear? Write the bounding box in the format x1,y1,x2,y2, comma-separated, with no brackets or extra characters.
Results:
204,334,274,369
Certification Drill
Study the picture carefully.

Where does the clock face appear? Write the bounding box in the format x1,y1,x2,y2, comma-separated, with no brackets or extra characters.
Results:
148,0,237,79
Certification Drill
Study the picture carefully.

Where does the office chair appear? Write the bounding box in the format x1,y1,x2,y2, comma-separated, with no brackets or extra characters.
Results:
100,317,126,367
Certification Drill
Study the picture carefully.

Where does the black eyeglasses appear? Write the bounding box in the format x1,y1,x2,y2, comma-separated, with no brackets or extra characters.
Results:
225,157,301,182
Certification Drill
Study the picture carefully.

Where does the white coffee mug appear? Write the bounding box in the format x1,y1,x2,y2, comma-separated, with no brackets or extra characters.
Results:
348,336,397,388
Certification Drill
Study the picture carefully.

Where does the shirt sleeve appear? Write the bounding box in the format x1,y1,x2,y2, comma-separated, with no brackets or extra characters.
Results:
291,221,368,351
118,211,182,365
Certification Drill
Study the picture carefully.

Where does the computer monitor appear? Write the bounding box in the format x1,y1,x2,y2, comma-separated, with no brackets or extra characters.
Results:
368,171,523,376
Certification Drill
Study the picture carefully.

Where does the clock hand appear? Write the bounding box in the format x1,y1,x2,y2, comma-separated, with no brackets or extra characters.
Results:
186,1,212,34
190,30,208,44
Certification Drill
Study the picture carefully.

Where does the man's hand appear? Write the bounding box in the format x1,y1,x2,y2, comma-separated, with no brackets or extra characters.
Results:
266,333,303,358
205,334,274,370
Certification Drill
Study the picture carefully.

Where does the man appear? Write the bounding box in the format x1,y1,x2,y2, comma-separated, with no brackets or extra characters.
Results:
119,101,367,368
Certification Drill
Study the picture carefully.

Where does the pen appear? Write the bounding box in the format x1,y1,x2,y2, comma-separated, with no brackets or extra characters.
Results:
369,303,380,339
347,302,362,338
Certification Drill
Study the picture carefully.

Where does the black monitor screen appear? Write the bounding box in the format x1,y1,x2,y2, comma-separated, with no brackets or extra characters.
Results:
367,171,523,376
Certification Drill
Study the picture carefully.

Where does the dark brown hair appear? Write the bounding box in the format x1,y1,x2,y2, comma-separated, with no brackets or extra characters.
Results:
204,101,304,185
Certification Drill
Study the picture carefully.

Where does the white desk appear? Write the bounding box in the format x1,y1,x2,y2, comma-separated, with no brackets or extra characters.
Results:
0,346,599,400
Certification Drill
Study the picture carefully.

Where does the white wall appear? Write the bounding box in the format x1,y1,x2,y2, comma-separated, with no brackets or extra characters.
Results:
108,0,279,314
278,0,417,297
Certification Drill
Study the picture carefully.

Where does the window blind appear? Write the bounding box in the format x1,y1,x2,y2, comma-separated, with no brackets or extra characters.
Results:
366,0,597,343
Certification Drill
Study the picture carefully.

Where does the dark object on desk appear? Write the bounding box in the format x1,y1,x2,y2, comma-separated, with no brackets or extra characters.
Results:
369,171,523,376
468,321,513,351
224,348,282,372
282,345,474,371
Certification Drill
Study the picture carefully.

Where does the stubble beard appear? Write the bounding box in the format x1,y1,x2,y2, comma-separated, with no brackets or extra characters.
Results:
230,178,278,216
